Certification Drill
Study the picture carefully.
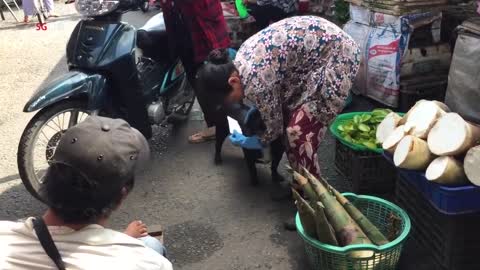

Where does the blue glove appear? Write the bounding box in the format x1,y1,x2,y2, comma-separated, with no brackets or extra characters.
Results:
229,130,263,150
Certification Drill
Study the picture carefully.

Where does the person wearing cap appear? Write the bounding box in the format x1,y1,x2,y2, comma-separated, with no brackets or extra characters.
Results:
0,116,172,270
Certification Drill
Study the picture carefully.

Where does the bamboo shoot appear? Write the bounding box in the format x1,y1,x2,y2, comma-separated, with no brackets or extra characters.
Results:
312,201,339,246
427,113,480,156
464,146,480,186
332,189,389,246
295,174,374,258
292,189,317,238
394,135,434,170
293,171,319,202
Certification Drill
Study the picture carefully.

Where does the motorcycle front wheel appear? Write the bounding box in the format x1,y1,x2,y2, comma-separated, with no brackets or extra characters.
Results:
17,99,90,202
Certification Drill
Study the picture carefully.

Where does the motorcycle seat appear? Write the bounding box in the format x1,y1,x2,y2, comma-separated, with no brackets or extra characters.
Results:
137,13,171,61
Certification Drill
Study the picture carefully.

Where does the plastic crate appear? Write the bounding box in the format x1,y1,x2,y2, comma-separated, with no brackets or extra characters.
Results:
395,175,480,270
334,140,397,195
383,152,480,215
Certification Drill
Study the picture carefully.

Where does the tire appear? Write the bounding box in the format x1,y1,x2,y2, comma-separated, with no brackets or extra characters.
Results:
17,99,89,202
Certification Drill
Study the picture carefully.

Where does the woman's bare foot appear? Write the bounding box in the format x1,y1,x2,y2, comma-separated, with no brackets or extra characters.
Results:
124,220,148,238
23,16,29,23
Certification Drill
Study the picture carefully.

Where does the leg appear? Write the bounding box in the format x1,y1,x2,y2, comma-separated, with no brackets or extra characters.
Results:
42,0,53,13
214,115,229,165
270,137,285,183
285,105,327,180
242,148,261,185
139,236,167,257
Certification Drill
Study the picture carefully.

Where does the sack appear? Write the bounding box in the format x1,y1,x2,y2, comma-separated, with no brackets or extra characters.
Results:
445,18,480,124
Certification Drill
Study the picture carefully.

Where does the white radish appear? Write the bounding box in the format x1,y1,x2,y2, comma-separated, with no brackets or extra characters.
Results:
376,112,402,144
382,125,407,154
403,100,449,139
426,156,468,186
464,146,480,186
427,113,480,156
394,135,434,170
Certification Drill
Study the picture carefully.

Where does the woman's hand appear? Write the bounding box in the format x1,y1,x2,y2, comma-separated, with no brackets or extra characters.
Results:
229,130,263,150
124,220,148,238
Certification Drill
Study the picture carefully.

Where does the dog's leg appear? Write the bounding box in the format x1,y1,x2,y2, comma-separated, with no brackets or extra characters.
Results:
270,137,285,183
214,116,229,165
243,148,260,186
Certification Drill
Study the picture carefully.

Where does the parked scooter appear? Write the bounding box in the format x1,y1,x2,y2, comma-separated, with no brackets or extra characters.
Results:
17,0,195,201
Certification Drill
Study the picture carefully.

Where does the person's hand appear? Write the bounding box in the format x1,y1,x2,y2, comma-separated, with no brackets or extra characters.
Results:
229,130,263,150
124,220,148,238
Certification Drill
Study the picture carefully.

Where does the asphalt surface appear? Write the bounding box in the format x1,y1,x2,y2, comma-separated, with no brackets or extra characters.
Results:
0,3,435,269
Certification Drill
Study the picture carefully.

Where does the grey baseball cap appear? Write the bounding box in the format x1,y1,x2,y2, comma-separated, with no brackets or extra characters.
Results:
43,116,150,209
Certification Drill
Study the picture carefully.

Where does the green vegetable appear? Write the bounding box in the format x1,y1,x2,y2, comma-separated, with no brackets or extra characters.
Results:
337,109,392,149
358,124,370,132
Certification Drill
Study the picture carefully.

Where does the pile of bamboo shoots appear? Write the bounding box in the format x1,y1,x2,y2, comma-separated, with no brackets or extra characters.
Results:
376,100,480,186
289,167,394,261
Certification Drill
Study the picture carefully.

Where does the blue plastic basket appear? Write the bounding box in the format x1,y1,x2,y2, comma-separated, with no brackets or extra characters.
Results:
383,152,480,215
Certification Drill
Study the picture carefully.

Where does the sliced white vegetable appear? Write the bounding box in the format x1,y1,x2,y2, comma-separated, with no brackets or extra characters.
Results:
394,135,434,170
403,101,448,139
427,113,480,156
376,112,402,144
426,156,468,186
382,125,406,154
464,146,480,186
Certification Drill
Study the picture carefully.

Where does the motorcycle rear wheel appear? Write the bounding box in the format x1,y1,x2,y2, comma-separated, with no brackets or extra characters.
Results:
17,99,90,202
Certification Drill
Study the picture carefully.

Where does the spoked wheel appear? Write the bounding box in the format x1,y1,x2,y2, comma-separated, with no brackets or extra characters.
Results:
17,100,90,201
166,80,196,124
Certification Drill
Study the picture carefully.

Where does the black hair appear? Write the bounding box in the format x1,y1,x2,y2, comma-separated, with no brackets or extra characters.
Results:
40,163,134,224
196,49,238,110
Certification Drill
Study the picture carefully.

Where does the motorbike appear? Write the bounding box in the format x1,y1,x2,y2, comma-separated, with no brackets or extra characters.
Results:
17,0,195,201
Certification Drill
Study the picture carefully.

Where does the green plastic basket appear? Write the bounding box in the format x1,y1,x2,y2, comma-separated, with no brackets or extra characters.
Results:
296,193,411,270
329,112,404,154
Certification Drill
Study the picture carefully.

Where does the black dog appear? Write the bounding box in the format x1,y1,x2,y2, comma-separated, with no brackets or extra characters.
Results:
213,104,285,185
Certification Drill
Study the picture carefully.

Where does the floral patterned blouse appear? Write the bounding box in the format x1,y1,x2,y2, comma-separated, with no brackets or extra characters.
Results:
234,16,360,144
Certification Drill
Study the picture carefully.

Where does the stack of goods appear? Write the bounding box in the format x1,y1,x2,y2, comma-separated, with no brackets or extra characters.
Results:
330,109,398,194
289,167,410,270
221,1,256,48
379,99,480,269
346,0,448,16
343,4,452,110
444,18,480,124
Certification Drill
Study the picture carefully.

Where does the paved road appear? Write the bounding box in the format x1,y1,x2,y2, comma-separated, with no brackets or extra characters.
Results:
0,4,431,269
0,5,311,269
